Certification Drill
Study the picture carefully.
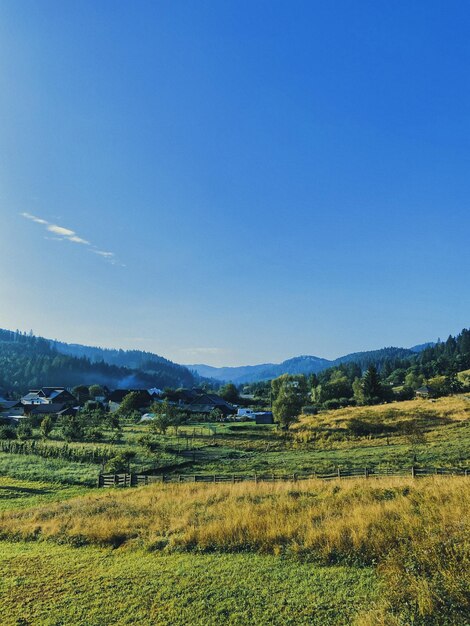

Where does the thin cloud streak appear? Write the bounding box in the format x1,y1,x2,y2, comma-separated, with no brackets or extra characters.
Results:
20,212,122,265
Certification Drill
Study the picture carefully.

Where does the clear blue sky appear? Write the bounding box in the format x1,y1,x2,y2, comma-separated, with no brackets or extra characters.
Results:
1,1,469,366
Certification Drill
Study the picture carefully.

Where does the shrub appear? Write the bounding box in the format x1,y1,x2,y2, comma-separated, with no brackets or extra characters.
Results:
0,425,17,440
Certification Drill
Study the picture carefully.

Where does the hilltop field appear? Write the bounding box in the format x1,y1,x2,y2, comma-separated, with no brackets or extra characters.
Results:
0,395,469,625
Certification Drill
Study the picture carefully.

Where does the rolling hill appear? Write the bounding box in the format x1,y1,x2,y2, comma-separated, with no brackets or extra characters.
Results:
188,345,433,384
0,329,197,395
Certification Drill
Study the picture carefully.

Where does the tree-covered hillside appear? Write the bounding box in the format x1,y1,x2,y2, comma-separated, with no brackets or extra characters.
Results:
0,329,196,395
244,329,470,410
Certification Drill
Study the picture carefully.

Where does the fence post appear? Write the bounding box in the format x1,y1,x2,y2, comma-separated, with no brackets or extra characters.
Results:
254,473,258,484
292,473,297,482
411,466,416,478
364,467,369,478
97,474,103,488
337,468,341,479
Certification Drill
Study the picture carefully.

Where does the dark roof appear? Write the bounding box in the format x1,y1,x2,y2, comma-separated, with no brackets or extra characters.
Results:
188,394,234,414
197,393,233,408
416,385,431,393
57,407,78,417
0,400,23,410
39,387,66,398
108,389,152,404
26,403,66,415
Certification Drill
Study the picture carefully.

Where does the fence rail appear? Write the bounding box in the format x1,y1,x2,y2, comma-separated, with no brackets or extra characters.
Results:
97,466,469,487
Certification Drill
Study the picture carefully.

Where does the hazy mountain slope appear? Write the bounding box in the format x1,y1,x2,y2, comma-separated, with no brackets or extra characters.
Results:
190,346,422,384
0,329,197,394
51,340,193,386
186,363,275,383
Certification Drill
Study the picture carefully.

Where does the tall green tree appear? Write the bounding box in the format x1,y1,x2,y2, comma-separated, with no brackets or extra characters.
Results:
149,399,181,435
220,383,239,403
40,415,54,439
116,392,142,418
354,365,384,405
271,375,308,430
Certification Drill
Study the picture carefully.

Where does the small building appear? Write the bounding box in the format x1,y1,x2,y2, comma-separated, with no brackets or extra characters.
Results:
254,411,274,425
415,385,432,399
187,393,235,417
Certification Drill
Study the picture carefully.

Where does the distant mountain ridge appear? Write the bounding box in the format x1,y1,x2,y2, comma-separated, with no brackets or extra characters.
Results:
188,343,434,384
0,326,436,394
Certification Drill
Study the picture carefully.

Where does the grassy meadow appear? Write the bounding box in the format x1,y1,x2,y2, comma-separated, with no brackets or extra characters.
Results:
0,476,468,625
0,542,377,626
0,394,468,624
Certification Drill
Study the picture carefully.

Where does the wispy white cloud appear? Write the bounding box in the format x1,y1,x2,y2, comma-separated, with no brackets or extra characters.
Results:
68,235,90,245
92,250,114,258
47,224,78,238
20,212,122,266
21,212,48,225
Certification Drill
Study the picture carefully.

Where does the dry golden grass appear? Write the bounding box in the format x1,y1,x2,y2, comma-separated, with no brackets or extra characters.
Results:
1,476,469,624
298,394,470,432
0,476,466,557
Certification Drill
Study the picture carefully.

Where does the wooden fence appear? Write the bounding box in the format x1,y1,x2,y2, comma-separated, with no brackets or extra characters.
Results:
97,466,469,488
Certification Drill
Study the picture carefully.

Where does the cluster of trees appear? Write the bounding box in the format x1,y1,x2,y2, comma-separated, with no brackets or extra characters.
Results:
307,330,470,411
268,329,470,429
0,329,198,395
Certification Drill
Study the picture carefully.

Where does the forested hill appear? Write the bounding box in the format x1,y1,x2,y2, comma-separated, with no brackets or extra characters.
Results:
50,340,179,373
189,347,423,384
0,329,196,395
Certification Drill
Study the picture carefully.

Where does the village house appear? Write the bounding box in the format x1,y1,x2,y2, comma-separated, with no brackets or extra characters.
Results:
21,387,76,406
415,385,432,399
0,399,25,422
187,393,235,417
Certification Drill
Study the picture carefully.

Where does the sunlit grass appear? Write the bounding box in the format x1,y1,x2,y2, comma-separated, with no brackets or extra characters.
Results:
0,542,376,626
0,475,468,624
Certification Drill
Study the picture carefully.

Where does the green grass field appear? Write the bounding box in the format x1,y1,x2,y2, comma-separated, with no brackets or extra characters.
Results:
0,542,377,626
0,476,92,511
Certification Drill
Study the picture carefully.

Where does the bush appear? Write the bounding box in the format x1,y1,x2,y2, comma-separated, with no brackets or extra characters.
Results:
322,399,341,410
17,421,33,440
0,425,17,440
105,450,136,473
